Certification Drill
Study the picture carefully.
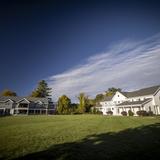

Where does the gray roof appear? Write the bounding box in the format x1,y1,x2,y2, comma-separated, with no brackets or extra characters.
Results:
0,96,22,102
101,95,114,102
94,103,102,108
121,85,160,98
26,97,50,104
0,96,50,104
117,98,152,106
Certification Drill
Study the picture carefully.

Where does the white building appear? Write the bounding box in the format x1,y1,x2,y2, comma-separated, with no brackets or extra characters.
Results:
97,85,160,115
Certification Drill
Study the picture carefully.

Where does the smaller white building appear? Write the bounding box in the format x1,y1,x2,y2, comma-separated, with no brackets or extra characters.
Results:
97,85,160,116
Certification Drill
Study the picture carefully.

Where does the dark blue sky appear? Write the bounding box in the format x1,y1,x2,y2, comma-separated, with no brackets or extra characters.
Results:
0,0,160,96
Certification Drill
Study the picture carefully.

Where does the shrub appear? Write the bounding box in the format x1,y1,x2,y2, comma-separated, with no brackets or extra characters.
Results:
90,107,103,114
106,111,113,115
128,110,134,116
136,110,148,116
71,112,82,115
97,111,103,115
148,111,154,116
121,111,127,116
92,107,97,114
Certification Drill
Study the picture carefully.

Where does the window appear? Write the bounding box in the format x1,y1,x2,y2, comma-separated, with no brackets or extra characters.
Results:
118,95,119,97
112,108,114,110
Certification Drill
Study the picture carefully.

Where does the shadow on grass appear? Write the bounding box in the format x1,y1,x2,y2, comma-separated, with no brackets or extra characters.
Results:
14,123,160,160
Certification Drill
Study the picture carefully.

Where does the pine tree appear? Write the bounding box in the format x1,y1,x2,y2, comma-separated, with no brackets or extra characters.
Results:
31,80,52,98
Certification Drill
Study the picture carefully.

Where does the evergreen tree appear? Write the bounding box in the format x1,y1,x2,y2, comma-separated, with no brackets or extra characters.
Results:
105,87,121,96
31,80,52,98
94,94,104,103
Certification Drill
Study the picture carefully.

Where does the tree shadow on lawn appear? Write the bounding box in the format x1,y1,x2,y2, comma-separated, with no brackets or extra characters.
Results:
15,123,160,160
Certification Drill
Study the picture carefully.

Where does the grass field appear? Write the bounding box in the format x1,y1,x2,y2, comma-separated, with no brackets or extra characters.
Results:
0,115,160,160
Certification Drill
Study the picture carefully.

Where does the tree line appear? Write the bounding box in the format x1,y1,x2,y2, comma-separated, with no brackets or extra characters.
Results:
56,87,121,114
0,80,51,98
0,80,121,114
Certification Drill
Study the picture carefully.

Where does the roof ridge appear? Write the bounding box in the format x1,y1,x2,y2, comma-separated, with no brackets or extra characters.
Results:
120,85,160,98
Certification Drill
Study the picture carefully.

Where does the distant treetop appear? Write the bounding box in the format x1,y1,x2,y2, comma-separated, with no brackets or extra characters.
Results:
1,89,17,97
31,80,52,98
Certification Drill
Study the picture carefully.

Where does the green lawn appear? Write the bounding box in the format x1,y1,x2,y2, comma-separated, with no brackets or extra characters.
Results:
0,115,160,160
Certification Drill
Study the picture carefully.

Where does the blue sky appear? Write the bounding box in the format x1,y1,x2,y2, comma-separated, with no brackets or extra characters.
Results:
0,0,160,101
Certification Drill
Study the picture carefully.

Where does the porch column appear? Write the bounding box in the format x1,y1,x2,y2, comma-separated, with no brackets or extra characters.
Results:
154,106,156,114
27,103,29,115
16,108,19,114
157,106,160,115
3,108,6,115
155,105,158,115
117,108,119,115
140,105,142,110
40,109,42,114
131,106,133,114
46,108,48,115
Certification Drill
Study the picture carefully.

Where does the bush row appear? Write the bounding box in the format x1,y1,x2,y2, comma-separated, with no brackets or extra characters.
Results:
120,110,154,116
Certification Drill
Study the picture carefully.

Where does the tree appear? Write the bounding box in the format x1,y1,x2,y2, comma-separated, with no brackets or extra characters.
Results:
69,103,78,114
86,98,95,112
1,89,17,96
31,80,52,98
95,94,104,103
77,93,89,113
57,95,71,114
105,87,121,96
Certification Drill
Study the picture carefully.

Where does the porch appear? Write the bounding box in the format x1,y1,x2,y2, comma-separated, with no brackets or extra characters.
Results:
14,108,55,115
117,105,142,116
